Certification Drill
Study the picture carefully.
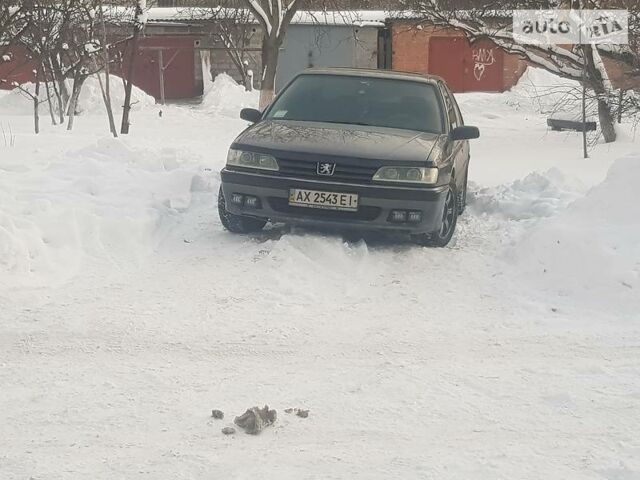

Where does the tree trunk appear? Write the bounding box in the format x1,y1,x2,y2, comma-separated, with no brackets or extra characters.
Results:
259,37,280,110
98,0,118,138
45,58,64,125
583,44,616,143
50,54,70,110
121,29,141,134
44,75,57,126
102,55,118,138
34,78,40,134
66,75,86,131
597,97,617,143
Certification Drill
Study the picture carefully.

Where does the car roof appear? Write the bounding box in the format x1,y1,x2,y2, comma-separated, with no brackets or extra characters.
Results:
299,67,444,85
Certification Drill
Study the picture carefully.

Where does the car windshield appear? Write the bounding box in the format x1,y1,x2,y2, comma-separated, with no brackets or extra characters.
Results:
265,74,445,134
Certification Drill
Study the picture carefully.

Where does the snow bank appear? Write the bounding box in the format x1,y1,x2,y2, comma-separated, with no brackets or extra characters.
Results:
507,67,595,120
458,67,589,122
0,71,254,288
0,138,198,288
0,76,155,115
200,73,259,117
508,153,640,315
77,75,156,113
469,168,585,221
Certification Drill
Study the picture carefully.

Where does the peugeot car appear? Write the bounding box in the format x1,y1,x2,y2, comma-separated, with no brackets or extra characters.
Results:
218,68,479,246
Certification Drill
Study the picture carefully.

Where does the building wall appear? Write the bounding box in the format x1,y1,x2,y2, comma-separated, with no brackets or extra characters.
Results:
603,57,640,91
392,24,456,76
207,23,264,89
391,21,527,92
0,46,37,89
503,50,528,91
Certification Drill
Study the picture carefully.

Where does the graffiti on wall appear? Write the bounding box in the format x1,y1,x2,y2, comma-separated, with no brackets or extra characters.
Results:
472,48,495,81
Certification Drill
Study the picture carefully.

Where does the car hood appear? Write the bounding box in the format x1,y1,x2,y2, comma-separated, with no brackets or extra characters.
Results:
232,120,444,164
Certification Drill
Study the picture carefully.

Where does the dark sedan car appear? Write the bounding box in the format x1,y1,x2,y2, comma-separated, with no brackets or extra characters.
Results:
218,68,479,246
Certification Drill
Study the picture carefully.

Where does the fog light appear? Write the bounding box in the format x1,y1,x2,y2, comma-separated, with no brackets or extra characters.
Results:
408,211,422,223
244,195,261,208
390,210,407,223
231,193,244,205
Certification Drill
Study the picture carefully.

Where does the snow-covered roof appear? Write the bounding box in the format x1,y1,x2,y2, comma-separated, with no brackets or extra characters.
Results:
290,10,387,27
126,7,390,27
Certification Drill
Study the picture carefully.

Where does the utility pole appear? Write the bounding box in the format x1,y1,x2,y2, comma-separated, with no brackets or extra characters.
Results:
579,0,588,159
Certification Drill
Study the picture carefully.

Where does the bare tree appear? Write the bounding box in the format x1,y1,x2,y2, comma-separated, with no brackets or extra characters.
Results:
56,0,105,130
10,69,42,133
188,3,260,90
403,0,639,143
17,0,66,125
193,1,358,108
1,4,29,63
97,0,118,137
121,0,147,134
241,0,302,109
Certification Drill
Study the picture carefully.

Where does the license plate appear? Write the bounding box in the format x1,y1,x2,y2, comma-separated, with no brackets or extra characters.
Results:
289,188,359,212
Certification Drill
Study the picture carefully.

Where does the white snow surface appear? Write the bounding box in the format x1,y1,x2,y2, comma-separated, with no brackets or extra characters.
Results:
0,76,155,116
201,73,260,117
1,69,639,479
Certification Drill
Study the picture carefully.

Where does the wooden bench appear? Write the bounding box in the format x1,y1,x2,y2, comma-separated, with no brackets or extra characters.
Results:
547,118,597,132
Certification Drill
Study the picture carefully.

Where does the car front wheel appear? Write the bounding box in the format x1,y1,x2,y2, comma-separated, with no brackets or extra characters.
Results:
218,187,267,234
411,179,458,247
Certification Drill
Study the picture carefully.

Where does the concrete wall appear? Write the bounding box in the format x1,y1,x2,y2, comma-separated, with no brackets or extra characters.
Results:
207,23,379,93
207,24,264,90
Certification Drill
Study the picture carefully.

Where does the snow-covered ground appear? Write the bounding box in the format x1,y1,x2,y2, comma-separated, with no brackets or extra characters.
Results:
1,70,639,479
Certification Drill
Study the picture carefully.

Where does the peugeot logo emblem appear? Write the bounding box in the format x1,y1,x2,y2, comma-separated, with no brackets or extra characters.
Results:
317,162,336,176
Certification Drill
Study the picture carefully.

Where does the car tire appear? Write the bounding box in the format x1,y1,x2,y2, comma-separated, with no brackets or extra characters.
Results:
411,179,458,248
457,166,468,215
218,187,267,234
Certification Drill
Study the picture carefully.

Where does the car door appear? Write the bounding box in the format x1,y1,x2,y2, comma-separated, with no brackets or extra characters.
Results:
438,82,469,186
449,88,471,177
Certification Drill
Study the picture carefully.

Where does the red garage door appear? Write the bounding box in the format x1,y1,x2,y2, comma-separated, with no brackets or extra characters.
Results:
117,36,203,100
429,37,504,93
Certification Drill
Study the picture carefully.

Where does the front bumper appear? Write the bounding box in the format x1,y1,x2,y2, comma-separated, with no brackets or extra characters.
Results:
220,168,448,234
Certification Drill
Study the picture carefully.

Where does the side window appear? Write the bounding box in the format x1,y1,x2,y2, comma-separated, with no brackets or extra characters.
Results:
438,83,459,130
451,93,464,127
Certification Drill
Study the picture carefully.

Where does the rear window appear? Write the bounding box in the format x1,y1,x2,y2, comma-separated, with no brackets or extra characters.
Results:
265,74,445,134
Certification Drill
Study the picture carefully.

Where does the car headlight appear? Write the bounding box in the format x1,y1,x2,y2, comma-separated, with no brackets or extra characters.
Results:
373,167,438,185
226,149,279,171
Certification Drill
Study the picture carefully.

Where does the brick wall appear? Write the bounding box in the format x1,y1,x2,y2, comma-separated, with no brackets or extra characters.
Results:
391,20,528,92
603,57,640,91
503,50,528,91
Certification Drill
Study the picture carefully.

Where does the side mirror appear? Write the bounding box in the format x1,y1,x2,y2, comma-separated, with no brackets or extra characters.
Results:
240,108,262,123
450,125,480,141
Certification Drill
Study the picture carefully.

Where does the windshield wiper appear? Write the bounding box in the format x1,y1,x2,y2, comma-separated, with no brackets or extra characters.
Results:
321,120,376,127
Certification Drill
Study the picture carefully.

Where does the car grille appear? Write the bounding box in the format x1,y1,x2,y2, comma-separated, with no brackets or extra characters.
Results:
268,198,381,221
277,158,378,184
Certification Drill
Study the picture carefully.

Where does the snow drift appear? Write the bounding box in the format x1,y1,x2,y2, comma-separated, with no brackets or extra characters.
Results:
0,76,155,116
200,73,259,117
0,139,196,288
77,76,156,113
469,168,585,221
509,152,640,316
0,72,252,288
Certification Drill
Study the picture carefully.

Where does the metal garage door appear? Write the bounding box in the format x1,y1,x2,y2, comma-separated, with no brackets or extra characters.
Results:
428,37,504,93
276,25,378,92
